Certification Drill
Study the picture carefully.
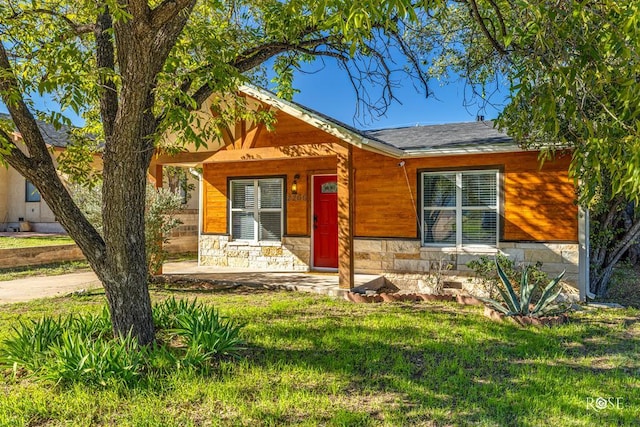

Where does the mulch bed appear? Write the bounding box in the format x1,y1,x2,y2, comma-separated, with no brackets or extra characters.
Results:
483,306,569,326
345,292,483,306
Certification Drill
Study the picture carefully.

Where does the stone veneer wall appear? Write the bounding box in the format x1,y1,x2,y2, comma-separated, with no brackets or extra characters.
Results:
199,235,310,271
0,244,84,268
199,235,579,294
166,210,199,253
353,239,579,294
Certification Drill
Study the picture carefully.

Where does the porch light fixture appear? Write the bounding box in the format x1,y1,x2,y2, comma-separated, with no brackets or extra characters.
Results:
291,174,300,194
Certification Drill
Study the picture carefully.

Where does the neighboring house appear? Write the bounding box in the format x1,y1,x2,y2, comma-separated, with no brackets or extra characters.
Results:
0,114,71,232
0,113,199,237
155,86,587,296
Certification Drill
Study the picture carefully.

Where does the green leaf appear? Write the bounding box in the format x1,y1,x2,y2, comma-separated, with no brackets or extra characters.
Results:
496,260,521,313
532,271,566,316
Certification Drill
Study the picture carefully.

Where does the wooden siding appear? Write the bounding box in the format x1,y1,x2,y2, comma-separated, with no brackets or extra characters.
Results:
252,110,346,148
352,149,577,242
200,102,577,243
203,157,337,235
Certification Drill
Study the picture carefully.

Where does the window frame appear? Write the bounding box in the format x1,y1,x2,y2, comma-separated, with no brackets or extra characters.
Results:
228,177,284,242
25,180,41,203
420,169,500,247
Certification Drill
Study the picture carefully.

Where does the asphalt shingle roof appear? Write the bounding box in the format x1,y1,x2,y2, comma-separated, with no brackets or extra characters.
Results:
0,112,71,148
4,92,515,153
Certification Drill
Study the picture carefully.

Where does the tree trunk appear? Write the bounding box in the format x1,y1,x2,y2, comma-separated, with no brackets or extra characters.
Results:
101,133,155,343
590,212,640,297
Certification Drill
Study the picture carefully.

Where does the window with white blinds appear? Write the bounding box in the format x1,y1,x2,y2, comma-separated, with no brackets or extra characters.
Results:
230,178,283,241
422,170,498,246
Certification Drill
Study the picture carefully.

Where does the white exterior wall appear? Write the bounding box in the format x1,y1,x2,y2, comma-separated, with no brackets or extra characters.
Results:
0,166,63,232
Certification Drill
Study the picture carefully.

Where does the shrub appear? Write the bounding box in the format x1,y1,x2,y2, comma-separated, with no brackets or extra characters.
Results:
44,331,146,387
467,254,549,298
155,297,246,366
480,260,568,318
0,316,65,373
70,183,184,276
424,258,454,295
145,186,185,274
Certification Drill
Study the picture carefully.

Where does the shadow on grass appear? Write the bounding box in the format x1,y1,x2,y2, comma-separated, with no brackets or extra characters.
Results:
20,289,637,425
234,300,640,426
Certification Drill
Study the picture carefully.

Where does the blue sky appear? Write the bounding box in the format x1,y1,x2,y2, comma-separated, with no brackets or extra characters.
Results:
287,65,506,130
0,59,508,131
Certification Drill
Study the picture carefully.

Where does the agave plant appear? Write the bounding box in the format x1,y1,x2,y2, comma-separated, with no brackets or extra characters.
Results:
481,260,567,317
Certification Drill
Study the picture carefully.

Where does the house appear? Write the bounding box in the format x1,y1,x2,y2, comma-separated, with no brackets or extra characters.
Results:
0,115,71,232
152,86,589,297
0,114,199,247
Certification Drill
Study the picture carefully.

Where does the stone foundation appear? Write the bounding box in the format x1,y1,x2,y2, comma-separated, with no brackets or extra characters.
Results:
353,239,579,293
199,235,309,271
198,235,579,293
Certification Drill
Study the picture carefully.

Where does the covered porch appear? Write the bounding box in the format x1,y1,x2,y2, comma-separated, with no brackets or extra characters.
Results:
152,88,383,290
162,261,385,297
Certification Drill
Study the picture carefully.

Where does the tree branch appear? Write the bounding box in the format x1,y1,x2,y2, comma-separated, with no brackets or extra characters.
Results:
151,0,197,30
189,36,338,108
0,42,51,162
466,0,508,55
7,7,95,35
0,40,107,270
126,0,152,22
0,127,35,171
95,9,118,141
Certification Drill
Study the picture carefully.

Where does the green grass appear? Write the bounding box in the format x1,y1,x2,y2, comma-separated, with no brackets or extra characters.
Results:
0,261,90,281
0,235,74,249
0,253,195,281
1,291,639,426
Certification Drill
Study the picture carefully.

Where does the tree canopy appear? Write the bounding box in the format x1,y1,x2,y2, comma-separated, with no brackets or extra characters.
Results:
412,0,640,294
0,0,430,344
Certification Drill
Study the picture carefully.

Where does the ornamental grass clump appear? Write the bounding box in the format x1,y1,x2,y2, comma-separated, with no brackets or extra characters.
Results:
0,298,245,386
155,297,246,366
480,260,568,318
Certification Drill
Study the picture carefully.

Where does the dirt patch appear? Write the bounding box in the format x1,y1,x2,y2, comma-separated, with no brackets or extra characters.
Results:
150,274,314,296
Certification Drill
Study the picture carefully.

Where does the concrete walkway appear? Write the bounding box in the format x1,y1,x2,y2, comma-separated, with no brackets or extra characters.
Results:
0,261,383,304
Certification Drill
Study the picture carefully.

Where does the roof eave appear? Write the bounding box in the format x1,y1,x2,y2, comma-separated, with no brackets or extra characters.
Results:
400,144,526,158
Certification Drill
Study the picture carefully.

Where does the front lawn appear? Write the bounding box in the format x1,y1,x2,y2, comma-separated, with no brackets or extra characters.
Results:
0,235,74,249
1,290,638,426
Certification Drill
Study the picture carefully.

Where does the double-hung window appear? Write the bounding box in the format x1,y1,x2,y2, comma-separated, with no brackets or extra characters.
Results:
230,178,283,241
421,170,498,246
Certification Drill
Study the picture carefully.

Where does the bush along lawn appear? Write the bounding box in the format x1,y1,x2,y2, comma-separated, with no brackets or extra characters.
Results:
0,290,639,426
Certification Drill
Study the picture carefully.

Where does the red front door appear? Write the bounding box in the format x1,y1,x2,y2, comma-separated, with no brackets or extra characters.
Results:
313,175,338,268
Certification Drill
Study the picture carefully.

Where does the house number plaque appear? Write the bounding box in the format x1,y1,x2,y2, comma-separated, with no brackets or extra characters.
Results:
287,194,307,202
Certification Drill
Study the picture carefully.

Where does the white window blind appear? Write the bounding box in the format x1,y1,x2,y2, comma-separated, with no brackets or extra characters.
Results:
422,170,498,246
230,178,283,241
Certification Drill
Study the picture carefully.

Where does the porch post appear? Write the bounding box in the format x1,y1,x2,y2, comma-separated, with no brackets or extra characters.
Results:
337,146,354,289
154,164,163,275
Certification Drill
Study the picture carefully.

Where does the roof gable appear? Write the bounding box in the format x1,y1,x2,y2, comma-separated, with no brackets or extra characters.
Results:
240,86,519,157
